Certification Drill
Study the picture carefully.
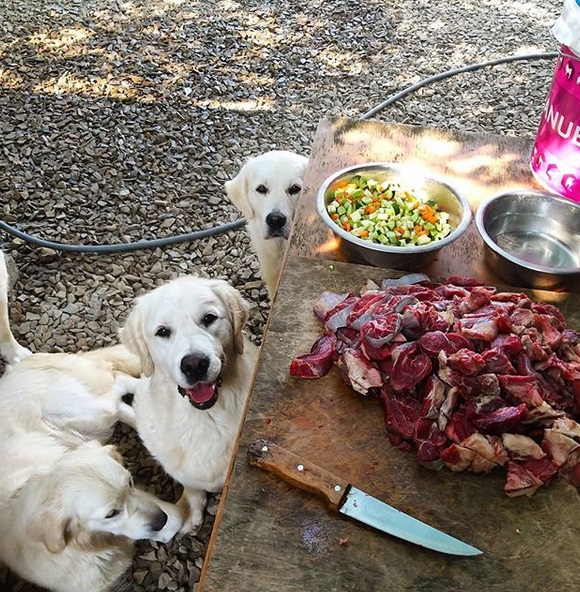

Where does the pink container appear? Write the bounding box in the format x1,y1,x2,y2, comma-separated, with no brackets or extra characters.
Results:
530,45,580,201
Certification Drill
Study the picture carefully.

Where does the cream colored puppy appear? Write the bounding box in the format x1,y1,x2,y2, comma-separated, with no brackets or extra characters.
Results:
225,150,309,299
0,344,142,504
0,441,183,592
0,250,184,591
121,276,259,534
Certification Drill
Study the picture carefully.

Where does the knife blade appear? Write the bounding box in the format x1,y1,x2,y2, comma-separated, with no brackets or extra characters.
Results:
248,439,482,557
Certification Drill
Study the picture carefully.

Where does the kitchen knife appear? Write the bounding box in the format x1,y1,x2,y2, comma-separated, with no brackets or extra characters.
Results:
248,439,482,557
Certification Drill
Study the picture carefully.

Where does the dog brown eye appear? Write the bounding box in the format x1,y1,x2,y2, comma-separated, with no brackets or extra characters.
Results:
202,313,218,327
288,184,301,195
155,326,171,338
256,184,268,194
105,508,121,519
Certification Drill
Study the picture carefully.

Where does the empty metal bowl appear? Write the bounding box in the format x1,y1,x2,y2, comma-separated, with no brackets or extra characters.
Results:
317,162,472,270
475,190,580,291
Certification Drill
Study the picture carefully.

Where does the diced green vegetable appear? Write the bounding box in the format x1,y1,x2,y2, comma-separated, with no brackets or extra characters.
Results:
326,176,452,247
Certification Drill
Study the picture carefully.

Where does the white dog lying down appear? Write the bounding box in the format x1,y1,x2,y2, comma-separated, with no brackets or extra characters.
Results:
0,442,181,592
225,150,309,299
121,276,259,534
0,344,141,505
0,251,183,592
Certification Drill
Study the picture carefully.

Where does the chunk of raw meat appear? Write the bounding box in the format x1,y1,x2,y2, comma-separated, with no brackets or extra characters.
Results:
337,348,383,396
289,332,337,378
389,342,433,393
289,274,580,497
501,433,545,460
542,429,580,466
505,461,544,497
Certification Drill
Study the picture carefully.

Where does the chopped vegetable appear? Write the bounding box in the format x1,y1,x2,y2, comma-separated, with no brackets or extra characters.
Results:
325,175,452,247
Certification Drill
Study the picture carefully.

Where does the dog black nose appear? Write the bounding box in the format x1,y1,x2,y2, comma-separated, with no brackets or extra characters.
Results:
180,353,210,383
266,212,287,230
151,511,168,532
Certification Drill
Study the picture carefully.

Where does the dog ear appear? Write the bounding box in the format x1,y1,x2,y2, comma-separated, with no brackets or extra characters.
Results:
120,301,155,377
213,281,249,355
225,169,255,219
296,155,309,177
27,505,71,554
232,294,250,356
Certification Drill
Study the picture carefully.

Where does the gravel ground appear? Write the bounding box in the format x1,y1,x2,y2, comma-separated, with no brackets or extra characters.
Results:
0,0,563,590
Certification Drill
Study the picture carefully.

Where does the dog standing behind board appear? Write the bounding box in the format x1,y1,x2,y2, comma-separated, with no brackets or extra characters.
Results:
225,150,309,300
0,251,183,592
121,275,259,534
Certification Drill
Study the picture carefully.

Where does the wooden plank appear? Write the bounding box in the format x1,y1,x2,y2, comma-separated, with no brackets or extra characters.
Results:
200,255,580,592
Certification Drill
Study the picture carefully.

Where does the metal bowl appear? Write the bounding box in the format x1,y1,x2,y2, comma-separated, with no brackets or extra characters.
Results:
317,163,472,270
475,190,580,291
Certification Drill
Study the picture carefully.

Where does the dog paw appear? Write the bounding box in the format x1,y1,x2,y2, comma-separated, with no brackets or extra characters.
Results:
179,513,204,536
154,500,185,543
177,490,207,535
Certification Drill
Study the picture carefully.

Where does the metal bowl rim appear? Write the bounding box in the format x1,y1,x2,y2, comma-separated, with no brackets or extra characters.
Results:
316,162,472,255
474,190,580,276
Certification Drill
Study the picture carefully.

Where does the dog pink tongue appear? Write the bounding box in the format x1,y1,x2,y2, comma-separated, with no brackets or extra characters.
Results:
186,383,216,405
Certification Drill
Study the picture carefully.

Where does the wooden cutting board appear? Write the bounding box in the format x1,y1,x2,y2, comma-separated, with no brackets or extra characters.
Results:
200,255,580,592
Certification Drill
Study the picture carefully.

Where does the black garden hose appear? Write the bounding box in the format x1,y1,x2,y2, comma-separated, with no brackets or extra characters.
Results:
0,51,558,254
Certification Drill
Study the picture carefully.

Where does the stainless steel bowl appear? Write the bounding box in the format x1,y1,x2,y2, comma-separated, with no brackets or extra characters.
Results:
317,163,472,270
475,190,580,291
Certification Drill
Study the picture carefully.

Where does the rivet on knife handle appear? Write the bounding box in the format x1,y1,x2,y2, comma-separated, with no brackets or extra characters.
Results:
247,439,350,511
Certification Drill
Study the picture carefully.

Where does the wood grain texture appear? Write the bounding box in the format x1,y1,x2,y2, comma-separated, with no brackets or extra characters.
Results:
200,255,580,592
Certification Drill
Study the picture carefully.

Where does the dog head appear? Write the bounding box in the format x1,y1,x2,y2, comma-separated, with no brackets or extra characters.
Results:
26,441,182,553
225,150,309,240
121,276,250,410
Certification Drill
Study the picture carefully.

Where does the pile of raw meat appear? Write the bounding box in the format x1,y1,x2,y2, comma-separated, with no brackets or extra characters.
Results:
289,274,580,497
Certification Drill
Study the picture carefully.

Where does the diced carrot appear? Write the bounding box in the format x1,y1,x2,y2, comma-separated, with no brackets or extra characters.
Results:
331,213,339,221
419,204,437,224
360,229,369,238
394,226,405,235
343,222,352,232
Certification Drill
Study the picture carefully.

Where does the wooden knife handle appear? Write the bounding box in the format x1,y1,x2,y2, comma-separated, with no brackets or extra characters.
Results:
248,439,350,511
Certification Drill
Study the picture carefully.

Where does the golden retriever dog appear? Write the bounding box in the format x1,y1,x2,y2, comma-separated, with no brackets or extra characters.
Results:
225,150,309,299
0,441,182,592
0,343,141,505
121,276,259,533
0,251,183,591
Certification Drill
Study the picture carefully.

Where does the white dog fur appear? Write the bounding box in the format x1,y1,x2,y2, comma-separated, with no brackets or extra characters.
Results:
0,251,183,592
0,442,182,592
0,251,32,365
121,276,259,534
225,150,309,299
